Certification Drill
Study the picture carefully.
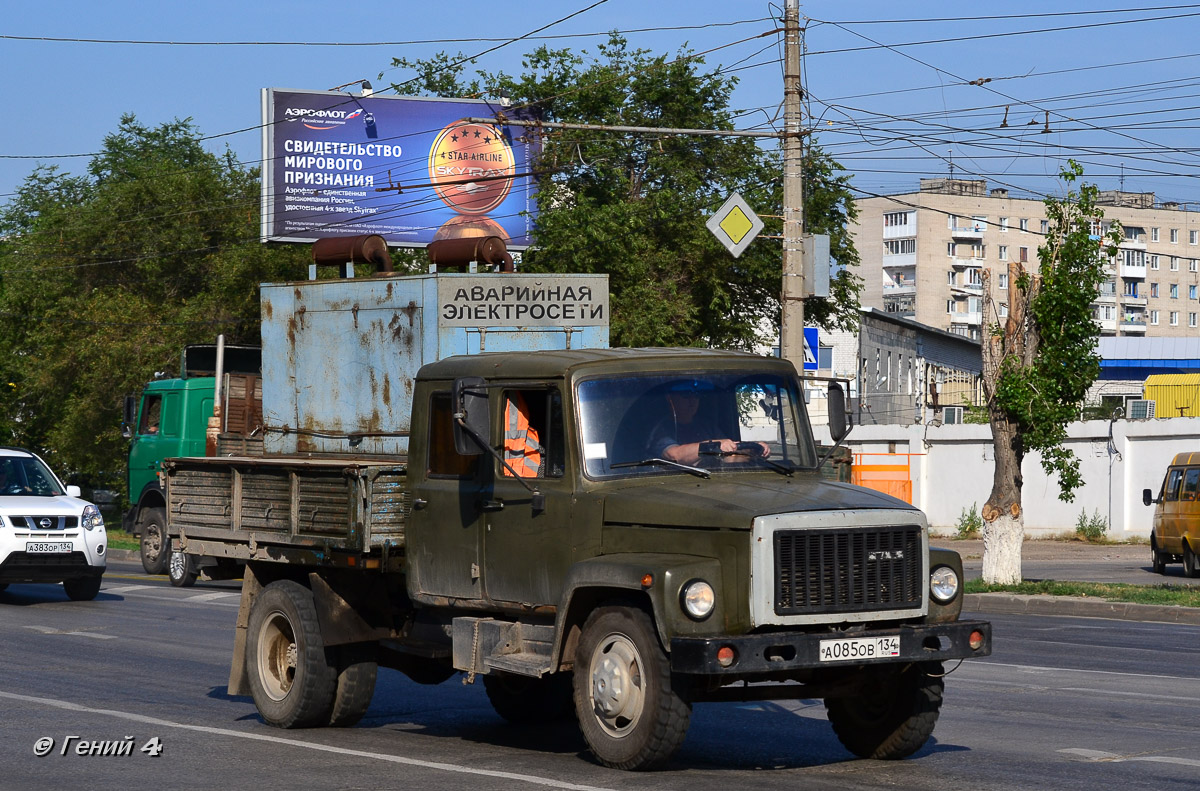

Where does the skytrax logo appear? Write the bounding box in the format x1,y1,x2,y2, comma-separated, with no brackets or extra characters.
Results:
284,106,356,131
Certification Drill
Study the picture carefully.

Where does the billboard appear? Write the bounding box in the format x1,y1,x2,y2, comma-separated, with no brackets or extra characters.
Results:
261,88,539,249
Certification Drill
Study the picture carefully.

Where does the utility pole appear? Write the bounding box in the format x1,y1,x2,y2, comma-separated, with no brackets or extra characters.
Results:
780,0,806,370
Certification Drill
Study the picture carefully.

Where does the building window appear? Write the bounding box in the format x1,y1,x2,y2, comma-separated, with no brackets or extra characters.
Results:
1150,254,1159,270
1169,311,1179,325
1170,256,1179,271
1191,259,1199,273
1171,228,1179,243
1171,284,1179,299
999,217,1008,232
971,243,985,259
1040,219,1049,234
1191,285,1198,300
998,245,1008,261
1123,249,1145,268
1152,227,1160,242
818,345,834,370
947,242,957,257
999,303,1009,318
1150,283,1159,298
1019,247,1029,263
998,272,1009,289
884,211,912,228
885,238,916,255
1019,218,1028,233
947,300,955,314
1191,313,1199,328
1151,310,1160,325
1191,230,1199,245
947,270,956,286
1123,281,1139,298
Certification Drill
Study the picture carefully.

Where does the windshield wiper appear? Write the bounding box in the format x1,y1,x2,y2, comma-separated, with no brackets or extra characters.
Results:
610,458,711,479
697,450,795,476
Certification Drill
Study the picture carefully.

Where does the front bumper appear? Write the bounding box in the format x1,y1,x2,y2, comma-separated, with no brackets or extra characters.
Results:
670,619,991,675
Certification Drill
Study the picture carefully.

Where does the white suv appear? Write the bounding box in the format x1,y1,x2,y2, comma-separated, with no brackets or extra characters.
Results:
0,447,106,601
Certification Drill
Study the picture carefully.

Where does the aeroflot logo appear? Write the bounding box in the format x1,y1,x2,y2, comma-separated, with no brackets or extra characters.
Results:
284,107,361,130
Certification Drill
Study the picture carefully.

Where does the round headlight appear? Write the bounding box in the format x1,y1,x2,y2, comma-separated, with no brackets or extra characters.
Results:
930,565,959,603
681,579,715,620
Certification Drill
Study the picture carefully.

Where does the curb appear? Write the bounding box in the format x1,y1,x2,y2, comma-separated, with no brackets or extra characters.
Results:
107,549,139,562
966,592,1200,625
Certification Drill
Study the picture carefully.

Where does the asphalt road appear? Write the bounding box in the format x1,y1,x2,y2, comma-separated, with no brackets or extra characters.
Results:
1,561,1197,791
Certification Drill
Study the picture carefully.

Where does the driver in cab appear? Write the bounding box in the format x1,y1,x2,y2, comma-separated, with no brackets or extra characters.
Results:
648,380,770,465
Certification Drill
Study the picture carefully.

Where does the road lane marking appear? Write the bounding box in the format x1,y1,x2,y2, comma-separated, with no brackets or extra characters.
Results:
23,625,116,640
185,592,239,603
0,690,620,791
1059,748,1200,767
968,660,1197,682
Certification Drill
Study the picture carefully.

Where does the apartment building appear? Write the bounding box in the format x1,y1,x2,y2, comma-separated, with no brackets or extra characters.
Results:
852,178,1200,340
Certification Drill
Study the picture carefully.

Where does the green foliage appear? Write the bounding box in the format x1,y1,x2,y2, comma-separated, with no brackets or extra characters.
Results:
0,115,308,489
389,35,862,347
988,161,1122,501
956,503,983,538
963,579,1200,608
1074,508,1109,541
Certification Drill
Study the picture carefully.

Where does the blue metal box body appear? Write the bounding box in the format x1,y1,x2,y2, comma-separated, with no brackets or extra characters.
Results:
259,273,609,457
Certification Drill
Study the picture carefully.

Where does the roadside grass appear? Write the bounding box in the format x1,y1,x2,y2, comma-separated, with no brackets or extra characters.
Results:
106,528,139,551
965,578,1200,608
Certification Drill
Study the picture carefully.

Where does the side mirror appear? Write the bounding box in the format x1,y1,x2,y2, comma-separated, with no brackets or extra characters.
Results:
827,382,848,442
122,394,137,438
1143,488,1153,507
452,376,490,456
66,485,82,498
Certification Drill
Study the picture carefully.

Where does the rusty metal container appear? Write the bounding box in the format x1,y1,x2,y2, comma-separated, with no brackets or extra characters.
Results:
259,273,609,457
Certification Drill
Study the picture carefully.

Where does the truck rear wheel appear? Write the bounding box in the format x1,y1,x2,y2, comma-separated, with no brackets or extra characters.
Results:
573,606,691,770
328,643,377,727
138,507,170,575
246,580,336,728
825,662,944,760
1185,543,1199,578
484,672,574,724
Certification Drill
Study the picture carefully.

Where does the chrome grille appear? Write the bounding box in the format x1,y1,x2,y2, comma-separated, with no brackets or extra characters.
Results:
9,515,78,530
774,526,922,615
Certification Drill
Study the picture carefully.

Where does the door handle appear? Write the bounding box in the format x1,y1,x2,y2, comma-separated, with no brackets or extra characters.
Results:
478,499,505,512
411,498,428,510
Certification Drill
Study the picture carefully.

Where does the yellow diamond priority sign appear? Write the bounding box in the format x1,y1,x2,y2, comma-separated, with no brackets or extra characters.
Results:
706,192,764,258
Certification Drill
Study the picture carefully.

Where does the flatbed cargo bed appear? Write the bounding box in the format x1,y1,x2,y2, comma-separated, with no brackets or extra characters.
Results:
164,455,408,569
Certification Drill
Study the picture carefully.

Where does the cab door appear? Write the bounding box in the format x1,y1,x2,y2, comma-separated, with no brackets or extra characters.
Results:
481,387,580,607
405,390,486,603
1160,467,1185,553
1179,467,1200,553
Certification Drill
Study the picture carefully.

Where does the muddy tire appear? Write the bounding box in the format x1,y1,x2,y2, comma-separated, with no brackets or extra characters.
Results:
138,507,170,575
484,672,575,724
246,580,336,728
1185,543,1199,578
825,662,944,760
1151,536,1167,575
63,574,102,601
328,643,378,727
574,606,691,770
168,550,199,588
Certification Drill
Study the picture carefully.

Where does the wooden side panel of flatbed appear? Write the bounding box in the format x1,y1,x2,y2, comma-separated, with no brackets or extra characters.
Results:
164,455,408,562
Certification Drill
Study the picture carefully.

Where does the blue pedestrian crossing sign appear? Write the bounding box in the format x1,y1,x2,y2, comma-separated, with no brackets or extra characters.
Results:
803,327,819,371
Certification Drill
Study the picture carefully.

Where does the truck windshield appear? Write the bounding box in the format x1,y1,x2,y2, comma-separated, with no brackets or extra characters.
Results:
576,372,817,478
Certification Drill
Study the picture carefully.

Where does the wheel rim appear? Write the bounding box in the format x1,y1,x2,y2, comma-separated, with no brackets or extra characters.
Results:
588,633,645,738
144,526,163,560
169,551,185,580
257,610,299,702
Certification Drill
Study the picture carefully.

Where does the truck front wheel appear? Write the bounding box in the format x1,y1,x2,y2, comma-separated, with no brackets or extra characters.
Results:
138,507,170,575
246,580,336,728
573,606,691,770
825,662,944,760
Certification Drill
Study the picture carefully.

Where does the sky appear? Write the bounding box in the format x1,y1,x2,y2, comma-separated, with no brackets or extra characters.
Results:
3,1,1199,211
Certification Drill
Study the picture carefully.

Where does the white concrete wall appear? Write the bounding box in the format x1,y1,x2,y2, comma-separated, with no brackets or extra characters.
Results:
843,418,1200,539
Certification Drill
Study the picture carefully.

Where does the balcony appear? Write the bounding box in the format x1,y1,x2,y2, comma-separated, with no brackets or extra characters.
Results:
949,311,983,326
952,283,983,297
950,257,982,269
950,224,985,240
1094,290,1117,303
883,252,916,269
1119,263,1147,279
1121,294,1147,307
1095,317,1117,333
884,282,916,296
1120,319,1147,334
884,294,915,317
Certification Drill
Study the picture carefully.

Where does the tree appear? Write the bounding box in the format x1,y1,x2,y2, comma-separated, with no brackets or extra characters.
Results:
979,162,1121,583
0,115,307,490
389,35,861,348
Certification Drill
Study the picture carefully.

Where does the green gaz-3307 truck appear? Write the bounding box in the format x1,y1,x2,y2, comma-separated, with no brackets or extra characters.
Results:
165,270,991,770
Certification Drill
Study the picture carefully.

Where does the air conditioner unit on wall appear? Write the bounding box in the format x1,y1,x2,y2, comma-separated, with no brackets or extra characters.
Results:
942,406,964,424
1126,399,1156,419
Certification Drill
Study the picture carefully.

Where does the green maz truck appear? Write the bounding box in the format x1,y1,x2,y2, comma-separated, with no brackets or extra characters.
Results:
164,272,991,771
123,343,261,581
